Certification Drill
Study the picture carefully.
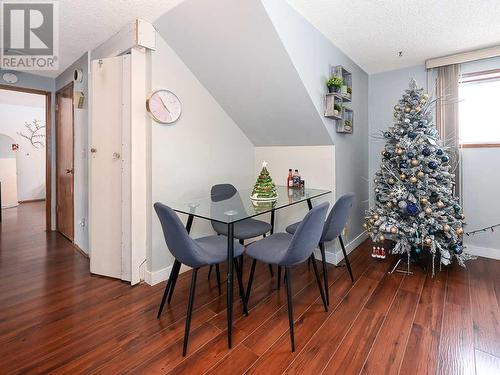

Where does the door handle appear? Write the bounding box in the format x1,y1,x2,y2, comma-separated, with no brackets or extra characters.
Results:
65,168,73,174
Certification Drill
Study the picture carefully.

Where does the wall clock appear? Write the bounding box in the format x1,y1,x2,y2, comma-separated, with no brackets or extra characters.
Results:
146,89,182,124
2,72,18,84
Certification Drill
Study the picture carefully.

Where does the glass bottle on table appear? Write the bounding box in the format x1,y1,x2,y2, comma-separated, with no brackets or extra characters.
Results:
287,169,293,188
293,169,300,187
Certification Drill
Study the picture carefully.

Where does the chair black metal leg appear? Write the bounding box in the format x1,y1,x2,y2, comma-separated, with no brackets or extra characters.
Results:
167,260,181,303
268,264,274,277
157,261,178,318
239,239,244,245
339,235,354,283
277,266,282,290
285,267,295,352
311,255,328,311
234,258,248,316
182,268,198,356
208,264,213,280
215,264,222,296
245,259,257,305
319,242,330,305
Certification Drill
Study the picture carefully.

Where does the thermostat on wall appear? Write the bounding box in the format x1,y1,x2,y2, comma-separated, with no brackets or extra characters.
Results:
74,69,84,83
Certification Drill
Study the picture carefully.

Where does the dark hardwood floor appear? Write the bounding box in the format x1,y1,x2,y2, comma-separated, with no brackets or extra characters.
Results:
1,202,499,374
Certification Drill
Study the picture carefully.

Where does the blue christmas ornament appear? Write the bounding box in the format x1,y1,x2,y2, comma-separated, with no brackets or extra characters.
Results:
407,151,415,158
453,204,461,212
436,149,444,156
422,147,431,157
406,203,419,215
415,247,422,254
384,132,392,138
428,161,438,170
428,228,437,235
450,244,463,254
441,155,449,163
408,131,417,139
383,151,391,159
399,161,409,169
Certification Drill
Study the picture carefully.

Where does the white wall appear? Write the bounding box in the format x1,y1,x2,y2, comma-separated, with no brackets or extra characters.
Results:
0,134,18,207
0,100,46,201
149,34,255,280
56,52,90,252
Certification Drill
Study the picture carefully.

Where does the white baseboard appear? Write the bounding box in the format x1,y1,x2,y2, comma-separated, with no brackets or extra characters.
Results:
145,264,172,285
313,231,368,265
466,244,500,260
145,263,191,285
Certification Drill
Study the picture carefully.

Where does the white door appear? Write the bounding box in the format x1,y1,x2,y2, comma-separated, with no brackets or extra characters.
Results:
90,55,131,281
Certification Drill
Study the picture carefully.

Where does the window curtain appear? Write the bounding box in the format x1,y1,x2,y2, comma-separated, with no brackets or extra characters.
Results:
435,64,462,199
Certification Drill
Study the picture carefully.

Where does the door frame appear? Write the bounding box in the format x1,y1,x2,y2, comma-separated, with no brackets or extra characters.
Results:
0,84,52,232
55,81,75,241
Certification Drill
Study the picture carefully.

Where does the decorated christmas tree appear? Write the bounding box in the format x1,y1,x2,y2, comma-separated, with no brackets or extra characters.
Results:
365,79,473,270
251,161,278,200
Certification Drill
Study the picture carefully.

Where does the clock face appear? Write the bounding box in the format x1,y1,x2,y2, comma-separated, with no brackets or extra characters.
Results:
2,72,18,84
146,90,182,124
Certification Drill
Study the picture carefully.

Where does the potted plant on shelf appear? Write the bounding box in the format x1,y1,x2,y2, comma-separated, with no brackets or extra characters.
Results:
326,76,343,93
334,103,342,116
344,119,352,131
347,87,352,98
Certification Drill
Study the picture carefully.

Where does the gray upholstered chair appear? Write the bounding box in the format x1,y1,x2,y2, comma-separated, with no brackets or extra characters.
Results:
154,202,247,356
208,184,274,280
245,202,330,352
286,193,356,305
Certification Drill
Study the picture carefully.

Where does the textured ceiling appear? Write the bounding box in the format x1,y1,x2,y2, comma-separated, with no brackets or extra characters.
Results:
28,0,184,78
287,0,500,73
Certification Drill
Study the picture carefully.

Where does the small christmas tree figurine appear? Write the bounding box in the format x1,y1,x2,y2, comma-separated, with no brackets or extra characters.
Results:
366,79,473,272
251,161,278,200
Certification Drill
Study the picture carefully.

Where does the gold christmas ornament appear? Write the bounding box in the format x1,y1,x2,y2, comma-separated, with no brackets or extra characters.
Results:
410,176,418,183
456,227,464,235
420,197,428,205
396,148,404,155
437,201,445,209
386,202,393,208
425,207,432,214
373,214,380,220
443,224,451,232
363,222,368,229
369,218,375,224
388,178,395,184
379,234,385,241
411,159,419,166
415,106,421,112
425,237,433,245
400,173,407,180
417,171,425,178
405,107,411,113
390,226,398,234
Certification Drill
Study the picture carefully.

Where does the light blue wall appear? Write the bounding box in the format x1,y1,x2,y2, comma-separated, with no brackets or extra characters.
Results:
368,65,428,204
263,0,369,247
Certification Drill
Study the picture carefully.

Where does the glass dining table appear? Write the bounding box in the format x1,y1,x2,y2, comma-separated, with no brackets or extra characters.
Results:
161,185,331,348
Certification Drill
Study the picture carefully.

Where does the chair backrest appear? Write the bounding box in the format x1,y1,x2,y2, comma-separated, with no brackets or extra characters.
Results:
154,203,205,268
281,202,329,266
321,192,356,242
211,184,237,202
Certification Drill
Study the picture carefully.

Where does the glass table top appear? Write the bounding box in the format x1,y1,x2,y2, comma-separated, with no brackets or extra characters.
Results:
161,185,331,224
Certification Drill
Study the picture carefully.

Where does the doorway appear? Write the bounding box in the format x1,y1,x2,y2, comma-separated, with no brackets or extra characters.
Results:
0,84,51,230
55,82,75,241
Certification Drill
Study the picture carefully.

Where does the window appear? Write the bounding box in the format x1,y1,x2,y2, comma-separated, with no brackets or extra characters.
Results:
459,69,500,147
